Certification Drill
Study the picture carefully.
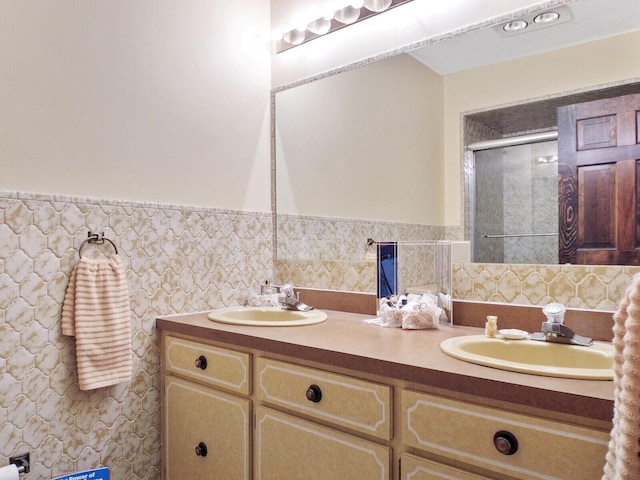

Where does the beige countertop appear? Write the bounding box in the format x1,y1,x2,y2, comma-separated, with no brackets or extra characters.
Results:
156,309,615,426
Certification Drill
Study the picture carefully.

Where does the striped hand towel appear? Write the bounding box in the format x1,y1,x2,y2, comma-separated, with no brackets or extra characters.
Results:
602,272,640,479
61,255,132,391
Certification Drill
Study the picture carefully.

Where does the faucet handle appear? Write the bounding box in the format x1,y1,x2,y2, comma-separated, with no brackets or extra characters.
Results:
281,283,295,298
542,302,566,324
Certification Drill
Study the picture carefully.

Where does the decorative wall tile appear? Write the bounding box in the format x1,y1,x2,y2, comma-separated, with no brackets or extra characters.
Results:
4,185,639,480
275,213,448,292
453,263,640,311
0,190,272,479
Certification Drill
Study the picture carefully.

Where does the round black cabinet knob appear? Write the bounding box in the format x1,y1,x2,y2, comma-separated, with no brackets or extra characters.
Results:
195,442,208,457
494,431,518,455
195,355,207,370
306,384,322,403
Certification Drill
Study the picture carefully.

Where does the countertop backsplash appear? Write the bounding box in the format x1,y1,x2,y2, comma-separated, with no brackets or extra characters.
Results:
453,262,640,311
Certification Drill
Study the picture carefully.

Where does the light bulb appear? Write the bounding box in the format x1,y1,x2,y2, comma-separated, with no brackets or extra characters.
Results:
322,10,335,21
335,4,361,24
308,17,332,35
364,0,392,12
283,29,306,45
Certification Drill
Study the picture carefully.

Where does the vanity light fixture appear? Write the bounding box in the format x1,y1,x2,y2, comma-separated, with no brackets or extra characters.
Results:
275,0,414,53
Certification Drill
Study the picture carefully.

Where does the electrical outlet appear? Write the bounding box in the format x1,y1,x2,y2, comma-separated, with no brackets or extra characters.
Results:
9,452,30,474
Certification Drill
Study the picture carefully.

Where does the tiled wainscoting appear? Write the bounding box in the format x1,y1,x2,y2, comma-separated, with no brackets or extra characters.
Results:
3,188,638,478
0,190,272,479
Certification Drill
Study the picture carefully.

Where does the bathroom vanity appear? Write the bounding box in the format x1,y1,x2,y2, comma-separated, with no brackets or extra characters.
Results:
157,310,613,480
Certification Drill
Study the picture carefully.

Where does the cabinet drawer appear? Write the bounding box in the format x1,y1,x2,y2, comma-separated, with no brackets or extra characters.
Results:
256,357,392,440
255,406,391,480
402,390,609,480
164,335,250,395
400,453,487,480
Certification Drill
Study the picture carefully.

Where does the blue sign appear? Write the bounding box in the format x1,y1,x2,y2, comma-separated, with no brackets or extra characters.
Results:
53,467,110,480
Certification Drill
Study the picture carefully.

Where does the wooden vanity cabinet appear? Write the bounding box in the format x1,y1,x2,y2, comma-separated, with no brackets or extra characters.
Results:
160,331,610,480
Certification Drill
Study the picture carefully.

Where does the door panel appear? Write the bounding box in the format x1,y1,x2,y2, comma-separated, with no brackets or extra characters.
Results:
558,93,640,265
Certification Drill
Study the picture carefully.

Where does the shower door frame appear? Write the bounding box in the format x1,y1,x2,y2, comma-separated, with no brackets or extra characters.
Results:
465,131,558,263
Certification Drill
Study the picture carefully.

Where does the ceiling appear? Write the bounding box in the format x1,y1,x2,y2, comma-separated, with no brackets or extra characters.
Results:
410,0,640,75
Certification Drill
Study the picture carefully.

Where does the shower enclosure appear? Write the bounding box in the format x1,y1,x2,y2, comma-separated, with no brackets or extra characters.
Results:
471,139,559,264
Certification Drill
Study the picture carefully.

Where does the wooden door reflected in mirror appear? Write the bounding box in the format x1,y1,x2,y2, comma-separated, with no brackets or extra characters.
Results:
558,92,640,265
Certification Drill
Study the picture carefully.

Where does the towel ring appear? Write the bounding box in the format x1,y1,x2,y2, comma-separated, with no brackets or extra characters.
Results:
78,232,118,258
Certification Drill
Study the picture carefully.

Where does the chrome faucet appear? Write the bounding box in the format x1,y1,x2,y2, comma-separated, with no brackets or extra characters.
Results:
531,303,593,346
278,284,313,312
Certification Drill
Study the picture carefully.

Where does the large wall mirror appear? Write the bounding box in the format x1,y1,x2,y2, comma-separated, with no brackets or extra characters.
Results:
274,0,640,273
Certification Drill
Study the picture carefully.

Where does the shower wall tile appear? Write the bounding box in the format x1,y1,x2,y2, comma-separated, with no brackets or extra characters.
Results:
0,190,272,479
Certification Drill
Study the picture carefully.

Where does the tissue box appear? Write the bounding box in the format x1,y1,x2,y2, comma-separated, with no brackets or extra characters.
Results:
53,467,110,480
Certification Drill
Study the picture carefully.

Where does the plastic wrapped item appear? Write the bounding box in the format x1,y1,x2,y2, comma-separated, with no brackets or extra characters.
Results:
365,297,443,329
378,299,404,327
402,303,441,330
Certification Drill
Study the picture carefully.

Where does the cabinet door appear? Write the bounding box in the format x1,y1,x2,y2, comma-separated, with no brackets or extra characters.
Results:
401,453,488,480
164,376,251,480
255,406,391,480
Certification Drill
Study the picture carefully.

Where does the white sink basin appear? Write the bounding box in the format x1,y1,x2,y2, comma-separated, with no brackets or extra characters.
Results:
207,306,328,327
440,335,614,380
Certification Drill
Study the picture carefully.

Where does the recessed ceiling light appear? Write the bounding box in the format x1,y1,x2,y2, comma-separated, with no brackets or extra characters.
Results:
534,11,560,24
503,19,528,33
495,5,571,38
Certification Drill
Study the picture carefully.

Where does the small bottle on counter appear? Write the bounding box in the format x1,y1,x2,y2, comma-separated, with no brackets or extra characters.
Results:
261,280,277,296
485,315,498,338
247,280,278,306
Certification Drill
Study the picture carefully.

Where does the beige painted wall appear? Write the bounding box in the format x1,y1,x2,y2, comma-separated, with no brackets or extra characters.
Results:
443,30,640,225
0,0,272,212
276,53,444,224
